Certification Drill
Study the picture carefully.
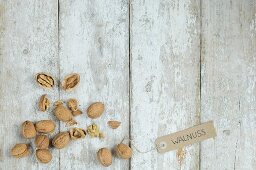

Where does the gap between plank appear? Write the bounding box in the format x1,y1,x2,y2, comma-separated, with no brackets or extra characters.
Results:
199,0,202,169
57,0,61,170
128,0,132,170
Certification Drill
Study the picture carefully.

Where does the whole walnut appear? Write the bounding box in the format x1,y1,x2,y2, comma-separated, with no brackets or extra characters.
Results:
87,102,104,119
97,148,112,167
35,120,56,133
54,101,76,125
21,121,36,138
52,132,71,149
115,143,132,159
36,149,52,163
11,143,30,158
35,135,49,149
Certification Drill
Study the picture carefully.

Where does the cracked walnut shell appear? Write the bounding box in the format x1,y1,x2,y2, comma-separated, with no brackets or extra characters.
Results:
39,94,50,112
62,73,80,91
21,121,36,138
67,98,82,116
11,143,30,158
69,128,86,140
67,98,78,111
36,73,54,89
97,148,112,167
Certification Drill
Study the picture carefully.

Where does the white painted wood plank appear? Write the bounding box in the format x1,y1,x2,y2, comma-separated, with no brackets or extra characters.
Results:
0,0,59,170
130,0,200,169
59,0,129,169
201,0,256,169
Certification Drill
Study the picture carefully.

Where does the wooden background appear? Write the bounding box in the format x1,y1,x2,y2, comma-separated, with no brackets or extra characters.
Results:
0,0,255,169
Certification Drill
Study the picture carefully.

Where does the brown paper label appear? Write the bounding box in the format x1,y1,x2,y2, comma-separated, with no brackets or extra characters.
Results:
155,121,216,153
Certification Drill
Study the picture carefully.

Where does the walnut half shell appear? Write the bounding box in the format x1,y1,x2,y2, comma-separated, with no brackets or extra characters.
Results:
108,121,121,129
61,73,80,91
39,94,50,112
36,73,54,89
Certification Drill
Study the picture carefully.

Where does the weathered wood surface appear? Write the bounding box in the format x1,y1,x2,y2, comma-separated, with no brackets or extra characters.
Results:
130,0,200,169
58,0,129,169
201,0,256,169
0,0,59,170
0,0,255,170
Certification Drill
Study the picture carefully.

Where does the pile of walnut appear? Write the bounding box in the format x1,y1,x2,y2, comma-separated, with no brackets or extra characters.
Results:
11,73,131,167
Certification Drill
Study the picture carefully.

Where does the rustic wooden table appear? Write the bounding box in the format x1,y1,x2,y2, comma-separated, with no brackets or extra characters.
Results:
0,0,255,170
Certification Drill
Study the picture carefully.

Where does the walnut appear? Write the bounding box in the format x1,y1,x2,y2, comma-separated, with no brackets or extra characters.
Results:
69,128,86,140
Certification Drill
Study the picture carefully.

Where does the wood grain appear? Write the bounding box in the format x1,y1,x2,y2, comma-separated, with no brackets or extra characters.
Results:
58,0,129,169
130,0,201,169
0,0,255,169
0,0,59,169
201,0,256,169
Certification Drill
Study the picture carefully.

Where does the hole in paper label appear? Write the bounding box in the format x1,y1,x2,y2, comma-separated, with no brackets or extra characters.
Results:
159,142,167,149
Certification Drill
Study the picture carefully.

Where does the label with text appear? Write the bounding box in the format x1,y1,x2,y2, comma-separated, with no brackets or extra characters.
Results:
155,121,216,153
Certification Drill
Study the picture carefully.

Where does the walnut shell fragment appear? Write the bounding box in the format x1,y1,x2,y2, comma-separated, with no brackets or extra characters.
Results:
35,120,56,133
35,135,49,149
36,149,52,163
72,110,82,116
69,128,86,140
36,73,54,89
87,102,104,119
62,73,80,91
67,98,82,116
52,132,71,149
39,94,50,112
67,99,78,111
115,143,132,159
21,120,36,138
11,143,30,158
108,121,121,129
97,148,112,167
54,101,77,125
